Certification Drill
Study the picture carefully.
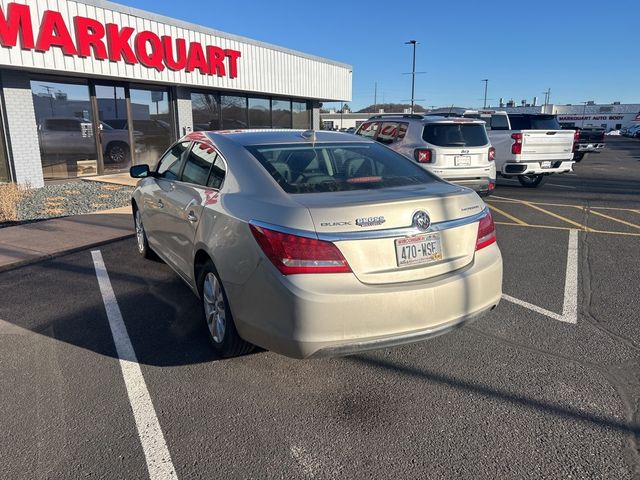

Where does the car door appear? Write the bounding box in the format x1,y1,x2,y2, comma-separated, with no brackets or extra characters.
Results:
157,141,222,278
140,141,190,259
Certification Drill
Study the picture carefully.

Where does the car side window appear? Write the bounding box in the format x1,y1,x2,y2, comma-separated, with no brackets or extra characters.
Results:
181,142,218,186
156,142,190,180
207,156,226,190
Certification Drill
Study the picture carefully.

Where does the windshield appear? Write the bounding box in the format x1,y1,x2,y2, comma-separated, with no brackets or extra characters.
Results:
422,123,489,147
246,142,438,194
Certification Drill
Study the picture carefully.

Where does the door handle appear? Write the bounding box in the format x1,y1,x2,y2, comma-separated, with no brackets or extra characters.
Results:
157,199,164,208
187,211,198,223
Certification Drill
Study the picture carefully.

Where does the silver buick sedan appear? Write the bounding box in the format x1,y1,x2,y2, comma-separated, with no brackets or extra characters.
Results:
130,130,503,359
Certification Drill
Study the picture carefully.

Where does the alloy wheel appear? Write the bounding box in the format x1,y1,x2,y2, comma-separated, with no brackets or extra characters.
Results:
135,210,145,253
203,272,226,343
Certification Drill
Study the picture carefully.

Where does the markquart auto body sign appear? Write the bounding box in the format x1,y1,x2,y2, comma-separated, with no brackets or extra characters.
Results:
0,1,352,99
0,2,240,77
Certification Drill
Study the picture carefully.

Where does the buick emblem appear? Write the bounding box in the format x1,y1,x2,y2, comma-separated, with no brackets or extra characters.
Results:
413,211,431,232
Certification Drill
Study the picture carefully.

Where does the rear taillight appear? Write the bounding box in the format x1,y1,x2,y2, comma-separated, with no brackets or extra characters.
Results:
414,149,432,163
511,133,522,155
476,211,497,251
488,146,496,161
572,129,580,152
249,224,351,275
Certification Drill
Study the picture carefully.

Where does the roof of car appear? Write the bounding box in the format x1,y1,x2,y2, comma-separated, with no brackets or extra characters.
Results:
201,129,370,146
366,114,485,125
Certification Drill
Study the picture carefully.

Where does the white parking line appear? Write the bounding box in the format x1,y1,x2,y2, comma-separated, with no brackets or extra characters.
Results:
547,183,577,189
91,250,177,480
502,229,578,324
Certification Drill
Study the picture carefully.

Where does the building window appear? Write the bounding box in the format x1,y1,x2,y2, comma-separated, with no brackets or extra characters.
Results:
292,101,311,129
30,80,97,180
221,95,247,129
129,87,173,168
191,93,220,131
248,97,271,128
272,99,292,128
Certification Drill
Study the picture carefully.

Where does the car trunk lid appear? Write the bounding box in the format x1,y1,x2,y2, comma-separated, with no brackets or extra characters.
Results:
292,184,485,284
519,130,575,159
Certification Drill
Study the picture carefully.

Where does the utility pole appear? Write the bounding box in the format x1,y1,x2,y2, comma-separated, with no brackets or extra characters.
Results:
374,82,377,112
481,79,489,108
405,40,418,114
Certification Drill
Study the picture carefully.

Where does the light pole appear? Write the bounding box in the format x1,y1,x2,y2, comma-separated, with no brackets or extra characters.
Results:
481,79,489,108
405,40,418,113
581,101,589,128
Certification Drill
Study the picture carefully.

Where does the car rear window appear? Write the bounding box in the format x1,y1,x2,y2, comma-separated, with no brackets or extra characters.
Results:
245,142,438,194
422,123,489,147
509,115,561,130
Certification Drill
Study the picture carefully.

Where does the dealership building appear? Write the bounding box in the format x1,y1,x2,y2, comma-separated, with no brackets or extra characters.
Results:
0,0,351,187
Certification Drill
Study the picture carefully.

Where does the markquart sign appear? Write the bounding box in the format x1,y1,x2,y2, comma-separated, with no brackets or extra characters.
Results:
0,2,241,78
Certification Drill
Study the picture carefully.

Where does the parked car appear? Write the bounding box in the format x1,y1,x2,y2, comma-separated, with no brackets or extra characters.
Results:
623,124,640,137
469,111,575,187
564,126,606,162
428,109,576,187
130,130,503,359
355,114,496,196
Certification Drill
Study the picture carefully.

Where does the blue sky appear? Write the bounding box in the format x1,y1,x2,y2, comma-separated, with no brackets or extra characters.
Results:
122,0,639,111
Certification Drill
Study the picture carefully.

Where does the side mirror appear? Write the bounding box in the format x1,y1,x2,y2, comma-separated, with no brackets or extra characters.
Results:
130,164,151,178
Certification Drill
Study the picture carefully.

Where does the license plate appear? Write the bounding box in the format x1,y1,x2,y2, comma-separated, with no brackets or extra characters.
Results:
541,161,552,168
395,233,443,267
454,155,471,166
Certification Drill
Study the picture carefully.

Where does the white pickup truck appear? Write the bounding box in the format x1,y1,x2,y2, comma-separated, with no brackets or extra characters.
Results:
462,111,577,187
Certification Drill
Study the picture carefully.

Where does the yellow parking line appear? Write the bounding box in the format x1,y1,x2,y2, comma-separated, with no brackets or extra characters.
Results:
589,210,640,230
487,204,528,225
495,222,640,237
519,201,593,231
490,195,640,213
495,221,571,232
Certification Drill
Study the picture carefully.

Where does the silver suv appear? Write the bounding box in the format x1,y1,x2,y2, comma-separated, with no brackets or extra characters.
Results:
355,114,496,196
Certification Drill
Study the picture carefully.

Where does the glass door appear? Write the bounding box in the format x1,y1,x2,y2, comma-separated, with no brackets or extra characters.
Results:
129,87,174,169
30,80,97,179
94,85,133,174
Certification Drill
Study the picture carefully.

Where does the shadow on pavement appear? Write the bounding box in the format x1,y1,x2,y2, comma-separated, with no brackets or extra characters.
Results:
346,355,640,437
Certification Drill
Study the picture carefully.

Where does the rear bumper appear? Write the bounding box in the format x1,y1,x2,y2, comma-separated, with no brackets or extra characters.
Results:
227,243,503,359
501,160,574,176
428,166,496,193
576,143,605,152
448,177,494,193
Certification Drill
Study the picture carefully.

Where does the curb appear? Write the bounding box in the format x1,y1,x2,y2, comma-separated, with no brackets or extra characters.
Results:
0,233,135,274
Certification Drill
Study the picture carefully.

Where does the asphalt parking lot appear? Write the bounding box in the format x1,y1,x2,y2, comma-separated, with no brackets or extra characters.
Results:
1,137,639,479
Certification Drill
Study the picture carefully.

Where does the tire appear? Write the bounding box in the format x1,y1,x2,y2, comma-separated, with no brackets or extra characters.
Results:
198,260,254,358
105,142,130,164
134,207,154,259
573,152,584,162
518,174,546,188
